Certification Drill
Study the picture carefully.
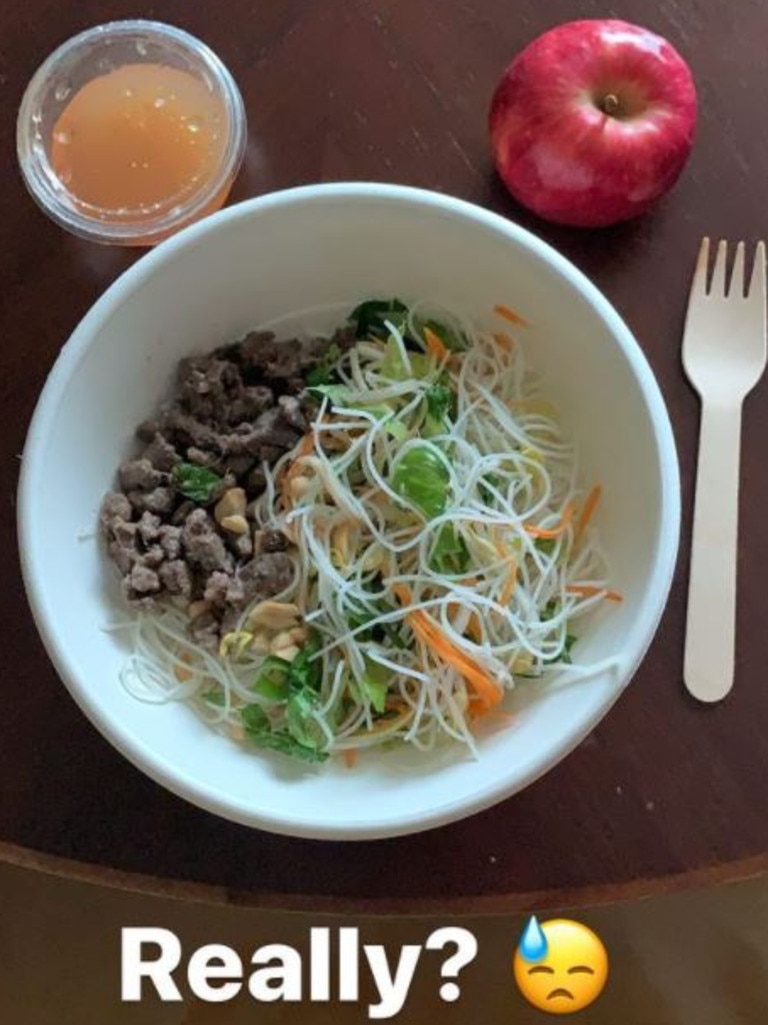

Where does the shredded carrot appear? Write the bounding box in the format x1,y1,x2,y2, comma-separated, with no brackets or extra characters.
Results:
343,748,358,769
290,431,315,470
566,585,623,603
499,559,518,606
392,583,413,605
392,583,502,711
524,502,575,539
423,326,449,360
472,707,516,733
574,485,602,545
466,612,483,643
494,303,529,327
174,651,194,683
493,330,515,352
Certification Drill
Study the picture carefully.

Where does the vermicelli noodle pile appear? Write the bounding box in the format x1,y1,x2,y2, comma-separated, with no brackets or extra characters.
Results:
115,299,617,763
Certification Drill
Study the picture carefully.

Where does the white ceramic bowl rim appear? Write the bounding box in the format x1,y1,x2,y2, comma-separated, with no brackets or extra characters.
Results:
18,183,680,839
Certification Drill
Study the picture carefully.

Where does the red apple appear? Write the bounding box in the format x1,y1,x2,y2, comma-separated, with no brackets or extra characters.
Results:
489,20,697,227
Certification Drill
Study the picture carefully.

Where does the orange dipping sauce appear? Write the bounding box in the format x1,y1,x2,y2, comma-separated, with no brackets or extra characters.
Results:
51,63,228,216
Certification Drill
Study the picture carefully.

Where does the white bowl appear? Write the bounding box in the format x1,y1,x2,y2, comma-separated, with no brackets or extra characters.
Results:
18,183,679,840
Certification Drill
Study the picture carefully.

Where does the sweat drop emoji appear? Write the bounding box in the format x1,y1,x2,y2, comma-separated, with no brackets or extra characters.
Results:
513,916,608,1014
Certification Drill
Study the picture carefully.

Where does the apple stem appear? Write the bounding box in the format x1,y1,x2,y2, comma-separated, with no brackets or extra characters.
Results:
601,93,621,116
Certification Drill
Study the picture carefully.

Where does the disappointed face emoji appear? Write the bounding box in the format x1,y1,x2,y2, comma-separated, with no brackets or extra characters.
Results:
513,917,608,1015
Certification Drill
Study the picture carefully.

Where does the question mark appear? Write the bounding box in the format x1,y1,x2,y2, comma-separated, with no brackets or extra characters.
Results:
426,927,478,1001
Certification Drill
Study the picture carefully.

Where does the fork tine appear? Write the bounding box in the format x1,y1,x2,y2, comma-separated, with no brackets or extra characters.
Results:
730,241,745,297
710,239,729,296
690,237,710,297
748,240,766,298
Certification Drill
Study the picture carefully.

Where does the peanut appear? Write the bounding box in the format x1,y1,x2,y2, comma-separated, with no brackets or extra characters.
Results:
289,475,312,501
246,600,301,632
270,630,296,654
250,631,271,654
273,644,300,663
187,600,211,620
214,487,246,524
220,514,249,535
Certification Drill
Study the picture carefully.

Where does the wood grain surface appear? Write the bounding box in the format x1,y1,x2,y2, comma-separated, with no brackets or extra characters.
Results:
3,0,768,912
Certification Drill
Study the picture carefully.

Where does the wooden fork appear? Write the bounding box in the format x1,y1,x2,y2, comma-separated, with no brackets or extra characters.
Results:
682,238,767,702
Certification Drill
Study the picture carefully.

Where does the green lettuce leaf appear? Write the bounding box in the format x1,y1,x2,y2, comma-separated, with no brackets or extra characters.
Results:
391,445,450,518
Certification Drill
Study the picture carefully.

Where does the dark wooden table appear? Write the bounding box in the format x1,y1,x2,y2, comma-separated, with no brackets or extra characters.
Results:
3,0,768,914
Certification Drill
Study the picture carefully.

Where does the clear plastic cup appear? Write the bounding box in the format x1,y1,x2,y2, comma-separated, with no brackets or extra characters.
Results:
16,20,247,246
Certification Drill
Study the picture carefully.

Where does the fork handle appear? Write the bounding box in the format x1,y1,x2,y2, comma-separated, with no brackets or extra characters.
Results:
684,400,743,702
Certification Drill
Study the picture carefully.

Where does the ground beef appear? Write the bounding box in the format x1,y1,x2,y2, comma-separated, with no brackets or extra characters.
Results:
159,560,192,599
221,454,255,477
246,465,266,495
277,394,308,432
100,492,132,530
119,459,166,492
171,500,195,526
158,525,182,559
204,571,245,607
141,432,180,471
181,509,233,574
189,611,220,652
137,512,162,545
222,407,302,457
142,545,166,569
128,564,161,596
163,411,223,453
238,552,294,604
260,528,289,553
127,486,176,515
225,385,274,425
136,419,160,442
101,322,343,641
108,538,135,575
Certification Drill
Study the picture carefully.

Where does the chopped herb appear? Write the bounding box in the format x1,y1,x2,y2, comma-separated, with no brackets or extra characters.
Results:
479,472,503,503
414,316,469,352
361,657,391,713
288,631,323,693
253,631,323,700
172,462,222,503
423,379,457,437
541,599,558,621
305,342,343,387
346,605,375,638
252,655,292,701
241,704,271,731
285,688,326,751
425,383,454,422
346,602,406,649
429,523,471,575
539,600,577,664
350,298,409,339
545,633,578,665
241,703,328,763
535,538,558,556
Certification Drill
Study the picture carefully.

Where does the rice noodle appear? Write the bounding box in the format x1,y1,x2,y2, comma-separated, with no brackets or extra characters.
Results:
115,303,614,761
